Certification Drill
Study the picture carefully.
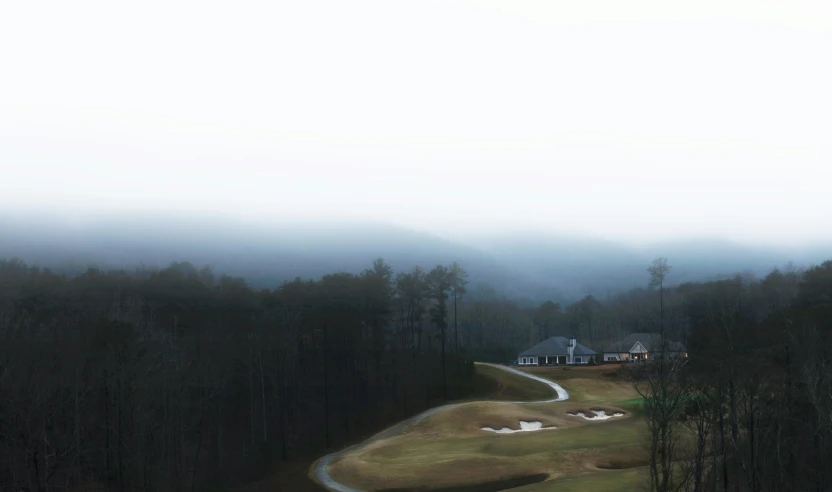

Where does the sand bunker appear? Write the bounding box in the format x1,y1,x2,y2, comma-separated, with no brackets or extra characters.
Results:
481,420,557,434
567,410,624,421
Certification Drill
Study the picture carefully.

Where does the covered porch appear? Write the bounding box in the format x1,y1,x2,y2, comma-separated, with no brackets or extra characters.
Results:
519,355,568,366
603,352,648,362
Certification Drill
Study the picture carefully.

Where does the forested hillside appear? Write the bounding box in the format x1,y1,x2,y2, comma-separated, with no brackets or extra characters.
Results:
2,254,831,491
621,260,832,491
0,257,488,491
3,214,829,305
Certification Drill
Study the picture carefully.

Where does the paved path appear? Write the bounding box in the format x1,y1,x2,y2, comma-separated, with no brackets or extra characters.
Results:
312,363,569,492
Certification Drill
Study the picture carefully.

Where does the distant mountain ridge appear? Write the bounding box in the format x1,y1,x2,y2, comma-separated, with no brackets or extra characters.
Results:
0,213,828,304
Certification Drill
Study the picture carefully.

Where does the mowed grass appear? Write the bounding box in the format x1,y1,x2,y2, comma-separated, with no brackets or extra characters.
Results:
468,363,556,402
520,364,642,416
508,466,647,492
325,363,649,491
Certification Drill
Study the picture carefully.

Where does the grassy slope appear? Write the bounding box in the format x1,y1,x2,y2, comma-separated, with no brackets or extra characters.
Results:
507,467,646,492
466,363,556,402
327,363,649,491
511,365,649,491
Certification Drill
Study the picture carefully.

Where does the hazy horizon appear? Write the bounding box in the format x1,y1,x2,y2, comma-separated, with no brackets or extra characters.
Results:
2,210,827,305
2,4,832,489
3,208,832,251
3,0,832,247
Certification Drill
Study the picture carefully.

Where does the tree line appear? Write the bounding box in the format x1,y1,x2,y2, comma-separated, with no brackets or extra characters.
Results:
2,252,828,492
626,258,832,491
0,257,481,491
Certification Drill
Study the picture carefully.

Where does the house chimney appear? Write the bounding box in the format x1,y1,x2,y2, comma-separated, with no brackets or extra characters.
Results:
568,337,576,363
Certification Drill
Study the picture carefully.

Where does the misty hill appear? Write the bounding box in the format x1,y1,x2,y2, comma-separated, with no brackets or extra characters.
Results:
1,213,827,304
0,213,529,297
457,232,825,298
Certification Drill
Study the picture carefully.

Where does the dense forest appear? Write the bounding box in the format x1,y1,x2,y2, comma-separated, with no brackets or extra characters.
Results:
630,259,832,491
1,255,830,491
0,257,486,491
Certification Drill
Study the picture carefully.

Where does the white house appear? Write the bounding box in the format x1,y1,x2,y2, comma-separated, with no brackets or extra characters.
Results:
602,333,686,362
517,336,597,366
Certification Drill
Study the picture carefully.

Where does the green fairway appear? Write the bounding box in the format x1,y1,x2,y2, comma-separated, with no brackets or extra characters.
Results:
325,363,649,491
508,466,647,491
359,417,641,463
616,396,646,416
478,418,642,457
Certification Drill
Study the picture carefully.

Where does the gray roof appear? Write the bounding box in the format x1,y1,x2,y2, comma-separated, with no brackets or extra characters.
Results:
603,332,685,353
518,336,597,357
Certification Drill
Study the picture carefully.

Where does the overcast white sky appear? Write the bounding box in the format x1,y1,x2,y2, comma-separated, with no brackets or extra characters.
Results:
1,0,830,246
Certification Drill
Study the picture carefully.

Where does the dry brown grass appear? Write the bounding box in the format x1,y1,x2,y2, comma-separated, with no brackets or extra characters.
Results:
328,418,648,491
330,450,555,491
409,401,569,437
324,363,647,491
469,363,556,402
521,363,620,379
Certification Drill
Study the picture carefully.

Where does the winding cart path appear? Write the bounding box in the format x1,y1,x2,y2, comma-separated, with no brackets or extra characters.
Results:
312,363,569,492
